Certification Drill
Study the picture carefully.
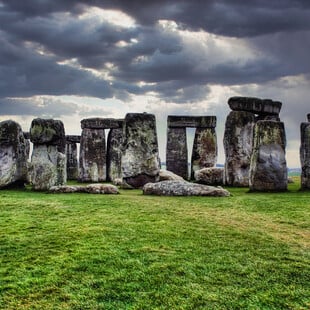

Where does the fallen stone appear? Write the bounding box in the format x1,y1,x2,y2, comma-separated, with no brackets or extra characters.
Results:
249,120,287,191
228,97,282,116
224,111,255,186
143,180,230,197
194,167,224,185
167,116,216,128
159,169,184,181
0,120,29,188
49,183,119,194
121,113,160,188
30,118,66,153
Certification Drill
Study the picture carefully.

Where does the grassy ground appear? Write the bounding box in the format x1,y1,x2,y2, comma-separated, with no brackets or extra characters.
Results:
0,178,309,309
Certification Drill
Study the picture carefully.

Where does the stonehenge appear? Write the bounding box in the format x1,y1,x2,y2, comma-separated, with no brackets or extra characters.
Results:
166,116,217,180
1,96,308,193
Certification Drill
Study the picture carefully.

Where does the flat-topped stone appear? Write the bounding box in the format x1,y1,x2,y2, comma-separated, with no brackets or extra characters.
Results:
307,114,310,122
66,135,81,143
30,118,66,152
167,116,216,128
228,97,282,115
81,118,124,129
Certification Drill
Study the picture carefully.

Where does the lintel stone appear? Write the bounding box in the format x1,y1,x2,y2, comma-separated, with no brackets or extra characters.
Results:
167,116,216,128
66,135,81,143
228,97,282,115
81,118,124,129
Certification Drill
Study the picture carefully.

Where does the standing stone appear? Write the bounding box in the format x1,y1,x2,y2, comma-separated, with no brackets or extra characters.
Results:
166,127,188,179
300,122,310,190
0,120,28,188
191,127,217,179
66,142,78,180
29,118,66,190
224,111,255,186
79,127,106,182
107,121,123,182
249,120,287,191
307,114,310,122
121,113,160,188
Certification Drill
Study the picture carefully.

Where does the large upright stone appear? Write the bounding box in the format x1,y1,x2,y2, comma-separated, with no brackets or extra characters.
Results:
249,120,287,191
300,122,310,190
224,111,255,186
79,127,106,182
29,118,66,190
121,113,160,188
191,127,217,179
0,120,28,188
166,127,188,179
307,114,310,122
107,120,123,182
228,97,282,116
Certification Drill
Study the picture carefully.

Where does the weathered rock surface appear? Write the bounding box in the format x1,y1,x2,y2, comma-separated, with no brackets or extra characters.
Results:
194,167,224,185
159,169,184,181
121,113,160,188
167,116,216,128
49,183,119,194
66,141,78,180
30,118,66,153
79,127,106,182
81,118,123,129
166,127,188,179
66,135,81,143
143,180,230,197
249,120,287,191
0,120,29,188
191,127,217,179
228,97,282,116
29,145,66,190
224,111,255,186
300,122,310,189
107,126,123,182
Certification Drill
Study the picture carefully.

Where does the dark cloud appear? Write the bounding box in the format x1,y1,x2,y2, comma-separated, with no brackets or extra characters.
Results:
0,0,309,104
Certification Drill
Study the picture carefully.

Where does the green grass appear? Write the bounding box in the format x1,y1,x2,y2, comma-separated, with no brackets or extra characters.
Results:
0,178,309,309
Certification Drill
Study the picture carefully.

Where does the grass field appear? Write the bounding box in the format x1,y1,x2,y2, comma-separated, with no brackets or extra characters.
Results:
0,178,309,309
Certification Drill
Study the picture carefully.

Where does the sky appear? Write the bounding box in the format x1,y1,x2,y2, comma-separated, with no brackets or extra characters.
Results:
0,0,309,167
